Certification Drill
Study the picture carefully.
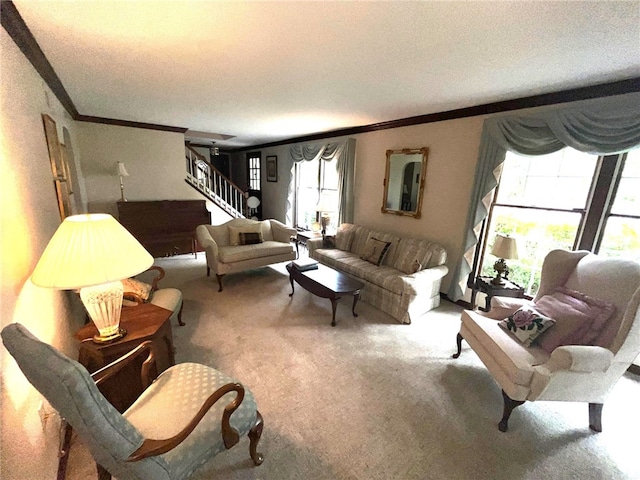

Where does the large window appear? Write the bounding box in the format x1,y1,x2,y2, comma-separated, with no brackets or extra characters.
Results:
294,158,338,231
480,148,639,296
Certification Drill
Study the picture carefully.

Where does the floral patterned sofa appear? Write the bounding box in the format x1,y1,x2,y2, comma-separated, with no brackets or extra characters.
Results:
307,223,448,324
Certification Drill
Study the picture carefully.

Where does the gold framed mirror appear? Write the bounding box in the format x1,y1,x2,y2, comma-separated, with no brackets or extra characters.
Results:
381,147,428,219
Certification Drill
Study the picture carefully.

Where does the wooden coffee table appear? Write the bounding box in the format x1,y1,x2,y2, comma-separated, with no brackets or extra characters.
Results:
286,262,364,326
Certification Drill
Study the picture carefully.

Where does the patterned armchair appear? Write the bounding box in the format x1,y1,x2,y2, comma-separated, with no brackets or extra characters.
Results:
2,323,264,479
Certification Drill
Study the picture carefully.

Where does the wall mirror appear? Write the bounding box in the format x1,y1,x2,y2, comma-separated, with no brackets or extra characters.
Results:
381,147,428,219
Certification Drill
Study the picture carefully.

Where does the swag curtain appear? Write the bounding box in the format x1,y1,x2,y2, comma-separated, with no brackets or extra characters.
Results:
447,93,640,302
286,138,356,226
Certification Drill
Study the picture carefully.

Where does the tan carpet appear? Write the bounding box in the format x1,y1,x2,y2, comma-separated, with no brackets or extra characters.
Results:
66,254,640,480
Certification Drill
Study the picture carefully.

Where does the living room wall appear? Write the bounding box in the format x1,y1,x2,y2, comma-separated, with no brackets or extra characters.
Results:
258,116,485,293
1,29,87,480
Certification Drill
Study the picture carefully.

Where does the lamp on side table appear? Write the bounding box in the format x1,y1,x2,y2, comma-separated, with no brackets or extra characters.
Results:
31,213,154,343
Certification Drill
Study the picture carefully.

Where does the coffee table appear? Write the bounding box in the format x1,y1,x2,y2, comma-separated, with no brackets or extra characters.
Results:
286,262,364,326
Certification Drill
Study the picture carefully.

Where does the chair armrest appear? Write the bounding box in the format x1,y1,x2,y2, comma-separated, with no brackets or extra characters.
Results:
399,265,449,295
143,266,165,291
122,292,145,305
126,382,245,461
91,341,157,390
539,345,614,374
196,225,220,259
269,220,297,243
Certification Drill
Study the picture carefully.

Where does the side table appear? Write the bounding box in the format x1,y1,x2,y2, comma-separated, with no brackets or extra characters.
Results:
74,302,175,412
294,230,321,257
471,275,525,312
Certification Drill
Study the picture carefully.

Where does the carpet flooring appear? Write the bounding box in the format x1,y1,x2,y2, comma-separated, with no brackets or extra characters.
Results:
66,254,640,480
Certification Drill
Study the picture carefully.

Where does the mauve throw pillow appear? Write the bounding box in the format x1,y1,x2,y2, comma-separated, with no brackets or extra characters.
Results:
535,286,616,353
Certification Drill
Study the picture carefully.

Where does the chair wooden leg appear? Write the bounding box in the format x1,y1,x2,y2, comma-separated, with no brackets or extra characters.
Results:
499,390,525,432
216,274,225,292
452,332,464,358
177,302,185,326
96,464,111,480
589,403,603,432
206,266,210,277
248,410,264,466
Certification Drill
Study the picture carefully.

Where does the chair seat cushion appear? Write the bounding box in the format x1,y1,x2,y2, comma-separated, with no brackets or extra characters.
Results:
124,363,257,480
218,241,293,263
462,310,550,386
149,288,183,313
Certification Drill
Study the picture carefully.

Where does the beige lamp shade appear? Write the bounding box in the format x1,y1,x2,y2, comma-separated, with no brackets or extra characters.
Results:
316,192,337,213
31,214,153,289
491,234,518,260
117,162,129,177
31,214,153,343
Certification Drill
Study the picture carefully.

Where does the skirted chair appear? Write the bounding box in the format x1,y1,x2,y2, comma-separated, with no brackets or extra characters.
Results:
453,249,640,432
122,266,185,326
2,323,264,480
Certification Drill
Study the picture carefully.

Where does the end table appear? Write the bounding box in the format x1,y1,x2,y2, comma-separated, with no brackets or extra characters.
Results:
75,302,175,412
471,275,525,312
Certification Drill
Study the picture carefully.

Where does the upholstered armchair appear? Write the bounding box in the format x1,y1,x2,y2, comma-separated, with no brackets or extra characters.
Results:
123,266,185,326
453,249,640,432
2,323,264,480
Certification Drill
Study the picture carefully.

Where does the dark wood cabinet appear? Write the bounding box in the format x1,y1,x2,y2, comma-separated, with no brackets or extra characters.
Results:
117,200,210,258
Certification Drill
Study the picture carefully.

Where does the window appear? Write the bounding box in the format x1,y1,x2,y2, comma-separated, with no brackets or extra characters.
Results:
598,149,640,260
294,158,338,231
247,152,261,191
479,147,640,296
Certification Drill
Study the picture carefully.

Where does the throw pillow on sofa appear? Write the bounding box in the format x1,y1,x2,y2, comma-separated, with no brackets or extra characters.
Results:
229,224,263,246
121,278,152,306
361,237,392,266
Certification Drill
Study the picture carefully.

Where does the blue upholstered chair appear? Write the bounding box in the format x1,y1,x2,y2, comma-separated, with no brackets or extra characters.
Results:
1,323,264,480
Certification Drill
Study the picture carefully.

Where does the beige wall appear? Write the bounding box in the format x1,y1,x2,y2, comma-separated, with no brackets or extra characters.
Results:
76,122,208,216
1,29,87,480
260,116,484,291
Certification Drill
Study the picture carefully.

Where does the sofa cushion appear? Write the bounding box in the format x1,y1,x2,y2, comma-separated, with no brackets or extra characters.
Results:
335,227,355,251
350,226,372,256
361,237,392,266
393,238,436,274
365,231,402,267
313,248,355,270
218,241,292,263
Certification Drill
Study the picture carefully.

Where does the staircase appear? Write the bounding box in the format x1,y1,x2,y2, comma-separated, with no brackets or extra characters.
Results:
185,144,247,218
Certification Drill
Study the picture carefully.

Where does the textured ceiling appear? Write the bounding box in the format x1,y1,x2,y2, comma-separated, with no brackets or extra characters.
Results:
13,0,640,148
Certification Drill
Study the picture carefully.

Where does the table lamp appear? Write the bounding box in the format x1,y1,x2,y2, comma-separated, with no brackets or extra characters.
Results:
117,161,129,202
490,234,518,286
31,214,153,343
316,192,337,235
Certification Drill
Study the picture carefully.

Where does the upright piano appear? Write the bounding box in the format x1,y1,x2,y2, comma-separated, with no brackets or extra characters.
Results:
117,200,210,258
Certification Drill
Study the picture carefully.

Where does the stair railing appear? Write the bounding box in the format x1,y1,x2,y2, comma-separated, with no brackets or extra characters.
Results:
185,145,247,218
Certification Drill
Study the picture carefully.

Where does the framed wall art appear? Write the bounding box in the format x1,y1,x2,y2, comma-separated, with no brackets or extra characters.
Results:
266,155,278,182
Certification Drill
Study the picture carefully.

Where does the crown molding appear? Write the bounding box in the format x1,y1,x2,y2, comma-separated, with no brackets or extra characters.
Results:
234,77,640,151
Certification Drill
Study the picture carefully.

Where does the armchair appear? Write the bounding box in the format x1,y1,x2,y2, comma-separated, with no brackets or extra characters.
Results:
1,323,264,480
453,249,640,432
123,266,185,326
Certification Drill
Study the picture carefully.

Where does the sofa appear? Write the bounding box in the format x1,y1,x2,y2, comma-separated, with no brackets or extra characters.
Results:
307,223,448,324
196,218,296,292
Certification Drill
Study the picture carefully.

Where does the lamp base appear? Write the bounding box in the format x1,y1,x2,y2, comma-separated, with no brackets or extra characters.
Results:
92,327,127,344
491,275,506,286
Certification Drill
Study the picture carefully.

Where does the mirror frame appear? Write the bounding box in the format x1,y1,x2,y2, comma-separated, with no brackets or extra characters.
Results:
381,147,429,219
